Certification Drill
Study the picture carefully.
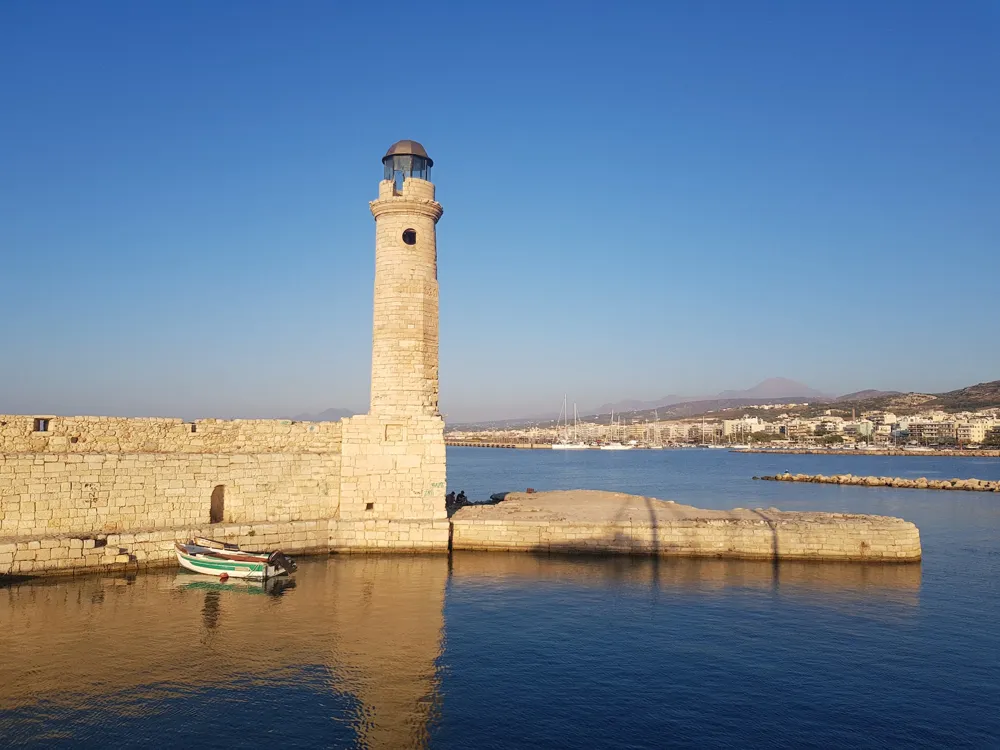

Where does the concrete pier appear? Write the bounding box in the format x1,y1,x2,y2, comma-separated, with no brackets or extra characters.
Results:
450,490,922,562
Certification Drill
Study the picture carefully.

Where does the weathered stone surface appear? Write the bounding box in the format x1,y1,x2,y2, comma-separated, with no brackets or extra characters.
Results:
451,490,922,561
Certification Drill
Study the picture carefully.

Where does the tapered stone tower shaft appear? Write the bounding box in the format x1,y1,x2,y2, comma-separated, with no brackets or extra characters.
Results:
369,141,443,416
336,141,449,548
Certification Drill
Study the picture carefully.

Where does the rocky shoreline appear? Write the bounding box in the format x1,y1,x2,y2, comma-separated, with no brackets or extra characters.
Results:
756,473,1000,492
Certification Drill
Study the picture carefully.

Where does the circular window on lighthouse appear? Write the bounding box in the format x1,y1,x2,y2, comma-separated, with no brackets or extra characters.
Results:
402,229,417,245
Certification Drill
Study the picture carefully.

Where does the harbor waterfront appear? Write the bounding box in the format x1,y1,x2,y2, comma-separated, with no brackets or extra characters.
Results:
0,142,921,575
2,447,998,748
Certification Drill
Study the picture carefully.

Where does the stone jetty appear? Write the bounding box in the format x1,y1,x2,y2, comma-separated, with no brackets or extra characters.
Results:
756,473,1000,492
451,490,921,562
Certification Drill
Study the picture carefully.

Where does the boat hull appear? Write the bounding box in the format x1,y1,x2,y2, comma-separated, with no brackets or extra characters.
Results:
175,544,283,580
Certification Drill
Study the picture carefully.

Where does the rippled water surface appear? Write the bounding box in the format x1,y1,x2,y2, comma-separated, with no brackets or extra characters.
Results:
2,448,999,748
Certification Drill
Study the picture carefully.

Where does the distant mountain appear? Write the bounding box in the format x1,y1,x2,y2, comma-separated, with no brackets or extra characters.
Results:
592,378,830,416
585,396,817,425
716,378,830,401
591,395,688,414
289,408,357,422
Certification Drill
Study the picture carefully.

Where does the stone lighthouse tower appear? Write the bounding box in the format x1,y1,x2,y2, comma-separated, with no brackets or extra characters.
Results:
369,140,443,416
336,140,449,550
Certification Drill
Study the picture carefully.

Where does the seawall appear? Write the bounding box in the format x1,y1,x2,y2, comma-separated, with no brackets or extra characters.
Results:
451,491,922,562
758,473,1000,491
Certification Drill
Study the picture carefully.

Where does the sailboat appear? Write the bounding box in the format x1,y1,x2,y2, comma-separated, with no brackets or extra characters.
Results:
647,409,664,449
600,410,634,450
552,396,589,450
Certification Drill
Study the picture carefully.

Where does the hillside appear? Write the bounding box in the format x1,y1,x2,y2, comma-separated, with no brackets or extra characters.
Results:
927,380,1000,412
713,381,1000,422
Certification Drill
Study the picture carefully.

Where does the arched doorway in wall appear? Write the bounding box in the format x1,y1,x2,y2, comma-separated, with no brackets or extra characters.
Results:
210,485,225,524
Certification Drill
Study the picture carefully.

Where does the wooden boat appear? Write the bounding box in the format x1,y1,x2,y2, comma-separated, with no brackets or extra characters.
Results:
174,539,297,580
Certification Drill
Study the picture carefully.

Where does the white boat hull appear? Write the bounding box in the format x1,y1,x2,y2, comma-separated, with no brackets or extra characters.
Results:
174,542,294,580
176,548,273,579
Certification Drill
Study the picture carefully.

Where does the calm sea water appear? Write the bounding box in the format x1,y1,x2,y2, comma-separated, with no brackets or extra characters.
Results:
2,447,999,749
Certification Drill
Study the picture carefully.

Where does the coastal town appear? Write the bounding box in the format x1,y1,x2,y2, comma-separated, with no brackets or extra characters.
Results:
446,403,1000,450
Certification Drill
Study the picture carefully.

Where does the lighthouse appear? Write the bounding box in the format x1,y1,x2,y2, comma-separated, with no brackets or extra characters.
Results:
336,141,449,547
369,140,443,416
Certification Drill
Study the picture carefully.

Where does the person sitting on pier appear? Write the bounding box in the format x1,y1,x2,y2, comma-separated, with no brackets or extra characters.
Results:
456,490,467,504
445,491,456,504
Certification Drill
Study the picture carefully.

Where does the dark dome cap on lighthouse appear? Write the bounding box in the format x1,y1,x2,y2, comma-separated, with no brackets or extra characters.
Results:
383,139,433,167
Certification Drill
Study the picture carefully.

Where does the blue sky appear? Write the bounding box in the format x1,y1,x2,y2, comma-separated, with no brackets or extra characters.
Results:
2,1,997,422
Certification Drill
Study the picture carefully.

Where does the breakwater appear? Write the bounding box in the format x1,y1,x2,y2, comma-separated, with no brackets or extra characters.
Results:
451,490,921,562
445,440,545,449
757,473,1000,492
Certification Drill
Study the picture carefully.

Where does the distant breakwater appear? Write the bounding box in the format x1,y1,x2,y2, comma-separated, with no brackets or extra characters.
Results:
756,473,1000,492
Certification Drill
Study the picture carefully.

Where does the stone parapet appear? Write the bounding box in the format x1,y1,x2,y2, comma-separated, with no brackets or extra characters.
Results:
0,415,342,454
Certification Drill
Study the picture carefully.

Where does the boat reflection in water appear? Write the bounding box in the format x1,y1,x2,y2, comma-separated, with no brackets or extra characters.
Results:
171,572,298,597
1,552,921,747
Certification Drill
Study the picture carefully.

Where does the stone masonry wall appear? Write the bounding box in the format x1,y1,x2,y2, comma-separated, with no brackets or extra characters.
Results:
337,414,448,550
0,452,340,538
0,415,341,453
0,415,343,542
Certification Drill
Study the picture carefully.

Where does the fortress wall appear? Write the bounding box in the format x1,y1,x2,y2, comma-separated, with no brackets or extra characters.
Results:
0,415,342,454
0,452,341,538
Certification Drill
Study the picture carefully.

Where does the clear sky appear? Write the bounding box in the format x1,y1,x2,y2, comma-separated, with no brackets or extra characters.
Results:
2,1,998,422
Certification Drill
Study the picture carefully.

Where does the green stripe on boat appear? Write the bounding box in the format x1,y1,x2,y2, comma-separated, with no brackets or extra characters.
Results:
177,551,264,572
